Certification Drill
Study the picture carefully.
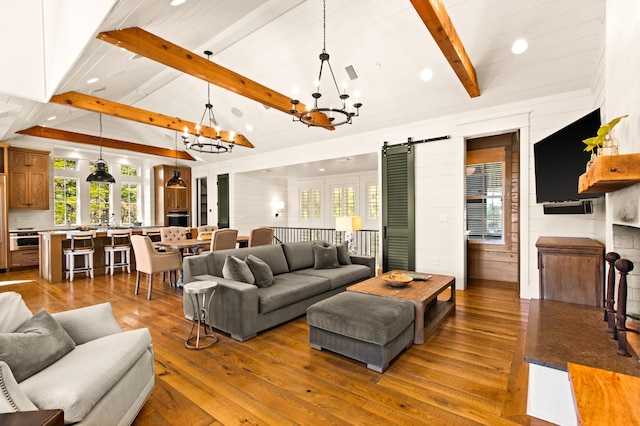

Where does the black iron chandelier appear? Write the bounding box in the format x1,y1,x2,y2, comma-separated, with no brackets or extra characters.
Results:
182,50,235,154
289,0,362,128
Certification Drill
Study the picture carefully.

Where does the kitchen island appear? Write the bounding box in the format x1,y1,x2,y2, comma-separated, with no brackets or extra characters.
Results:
38,227,197,283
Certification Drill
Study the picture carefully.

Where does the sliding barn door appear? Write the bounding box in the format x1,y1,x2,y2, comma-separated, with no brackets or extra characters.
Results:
217,173,229,229
382,142,415,272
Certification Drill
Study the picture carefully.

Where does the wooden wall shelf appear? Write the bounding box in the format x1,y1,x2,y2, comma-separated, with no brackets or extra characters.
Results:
578,153,640,194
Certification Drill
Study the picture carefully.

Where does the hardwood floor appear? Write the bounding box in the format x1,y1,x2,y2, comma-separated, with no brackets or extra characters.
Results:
0,270,553,425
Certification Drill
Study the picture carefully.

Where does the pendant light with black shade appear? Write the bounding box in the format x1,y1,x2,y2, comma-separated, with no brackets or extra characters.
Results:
86,114,116,183
166,131,187,189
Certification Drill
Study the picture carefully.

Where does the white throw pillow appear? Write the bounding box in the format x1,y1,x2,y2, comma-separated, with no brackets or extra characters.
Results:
0,292,32,333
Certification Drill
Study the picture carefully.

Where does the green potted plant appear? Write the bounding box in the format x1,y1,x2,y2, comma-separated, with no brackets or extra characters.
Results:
583,114,628,155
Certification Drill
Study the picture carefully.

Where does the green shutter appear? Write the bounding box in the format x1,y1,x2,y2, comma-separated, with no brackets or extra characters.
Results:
217,173,229,229
382,142,415,272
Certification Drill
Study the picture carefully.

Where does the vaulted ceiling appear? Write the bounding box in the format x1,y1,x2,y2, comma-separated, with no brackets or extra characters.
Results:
0,0,605,165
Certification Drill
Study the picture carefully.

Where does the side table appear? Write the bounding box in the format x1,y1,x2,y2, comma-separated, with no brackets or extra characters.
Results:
0,409,64,426
183,281,218,349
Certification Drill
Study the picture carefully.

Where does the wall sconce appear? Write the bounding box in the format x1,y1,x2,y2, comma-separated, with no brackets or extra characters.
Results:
273,201,285,217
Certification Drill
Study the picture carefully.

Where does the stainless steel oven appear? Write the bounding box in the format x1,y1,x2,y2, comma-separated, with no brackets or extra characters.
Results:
9,230,40,251
166,211,190,227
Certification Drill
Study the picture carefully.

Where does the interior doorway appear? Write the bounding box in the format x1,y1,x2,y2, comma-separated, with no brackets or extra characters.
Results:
465,132,520,289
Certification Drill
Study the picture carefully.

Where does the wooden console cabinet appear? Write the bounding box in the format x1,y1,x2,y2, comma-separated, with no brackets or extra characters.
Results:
536,236,605,307
8,147,50,210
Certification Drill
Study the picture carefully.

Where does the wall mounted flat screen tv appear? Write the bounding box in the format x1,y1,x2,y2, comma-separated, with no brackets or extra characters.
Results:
534,109,604,203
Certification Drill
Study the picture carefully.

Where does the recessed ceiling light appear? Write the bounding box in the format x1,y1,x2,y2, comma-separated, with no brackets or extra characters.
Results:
511,39,528,55
47,116,56,121
319,168,325,172
87,77,99,84
420,68,433,81
170,0,186,5
245,124,253,132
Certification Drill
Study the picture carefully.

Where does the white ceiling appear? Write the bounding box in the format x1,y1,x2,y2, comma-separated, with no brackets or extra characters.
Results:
0,0,605,176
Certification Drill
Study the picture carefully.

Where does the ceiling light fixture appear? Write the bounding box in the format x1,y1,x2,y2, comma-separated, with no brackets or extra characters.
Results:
170,0,186,6
289,0,362,127
86,114,115,184
512,38,528,55
182,50,236,154
87,77,99,84
166,132,187,189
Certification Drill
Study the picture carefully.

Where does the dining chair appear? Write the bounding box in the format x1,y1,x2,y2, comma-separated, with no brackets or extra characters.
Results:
210,228,238,251
196,225,218,241
130,235,183,300
161,226,195,255
248,227,275,247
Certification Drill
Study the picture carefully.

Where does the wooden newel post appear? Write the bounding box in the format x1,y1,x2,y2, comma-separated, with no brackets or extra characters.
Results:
614,258,633,357
605,252,620,331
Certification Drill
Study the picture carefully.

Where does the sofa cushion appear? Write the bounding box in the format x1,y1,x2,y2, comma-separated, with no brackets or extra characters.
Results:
0,309,76,382
336,241,352,265
0,361,38,412
212,245,290,276
0,292,32,333
51,303,123,345
20,328,152,424
222,255,256,285
258,273,331,314
246,254,274,288
292,264,373,290
282,241,322,271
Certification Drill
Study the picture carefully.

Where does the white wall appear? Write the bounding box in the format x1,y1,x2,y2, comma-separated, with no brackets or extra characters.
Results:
193,89,605,298
233,174,288,236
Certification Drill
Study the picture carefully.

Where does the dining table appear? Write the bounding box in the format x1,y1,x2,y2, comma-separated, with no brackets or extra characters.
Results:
154,235,249,286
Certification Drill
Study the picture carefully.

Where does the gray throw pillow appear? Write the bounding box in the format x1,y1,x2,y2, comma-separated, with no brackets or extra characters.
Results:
222,255,256,285
246,254,274,288
313,243,340,269
336,241,352,265
0,309,76,382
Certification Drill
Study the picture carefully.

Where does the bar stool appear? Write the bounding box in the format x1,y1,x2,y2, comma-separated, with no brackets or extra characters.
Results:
183,281,218,349
104,229,132,275
64,231,96,281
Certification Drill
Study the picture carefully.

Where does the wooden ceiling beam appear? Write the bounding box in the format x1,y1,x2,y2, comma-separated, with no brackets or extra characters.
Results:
49,91,254,149
97,26,335,130
410,0,480,98
17,126,196,160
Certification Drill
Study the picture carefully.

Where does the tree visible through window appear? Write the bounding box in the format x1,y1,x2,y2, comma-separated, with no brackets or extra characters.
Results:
54,178,78,225
90,182,111,225
121,183,139,224
466,162,503,241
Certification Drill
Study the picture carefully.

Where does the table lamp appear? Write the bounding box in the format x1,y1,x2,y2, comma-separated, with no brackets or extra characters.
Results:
336,216,362,254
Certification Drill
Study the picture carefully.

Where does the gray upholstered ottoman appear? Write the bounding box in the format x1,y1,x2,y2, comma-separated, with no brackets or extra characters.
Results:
307,292,415,372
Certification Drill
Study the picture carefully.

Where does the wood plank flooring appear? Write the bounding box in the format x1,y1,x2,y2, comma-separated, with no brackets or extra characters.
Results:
0,270,553,425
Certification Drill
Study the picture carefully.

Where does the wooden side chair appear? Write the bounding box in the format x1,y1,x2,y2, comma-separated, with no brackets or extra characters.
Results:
104,229,132,275
64,231,96,281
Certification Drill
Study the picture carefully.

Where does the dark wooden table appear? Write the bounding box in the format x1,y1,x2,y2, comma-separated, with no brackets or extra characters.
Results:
347,271,456,344
0,409,64,426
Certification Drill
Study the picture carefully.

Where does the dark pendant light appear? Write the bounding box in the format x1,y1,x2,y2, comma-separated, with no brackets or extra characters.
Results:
166,131,187,189
86,114,116,183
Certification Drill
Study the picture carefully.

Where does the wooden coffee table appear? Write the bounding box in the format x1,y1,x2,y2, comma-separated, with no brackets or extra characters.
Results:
347,271,455,344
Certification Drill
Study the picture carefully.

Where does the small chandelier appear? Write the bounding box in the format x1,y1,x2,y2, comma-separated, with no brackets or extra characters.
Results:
86,114,115,183
289,0,362,128
182,50,235,154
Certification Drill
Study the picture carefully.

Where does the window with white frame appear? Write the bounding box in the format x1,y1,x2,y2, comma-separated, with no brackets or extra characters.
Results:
331,185,355,218
300,188,321,220
120,183,139,224
89,182,111,225
53,158,79,226
367,184,380,220
466,161,504,242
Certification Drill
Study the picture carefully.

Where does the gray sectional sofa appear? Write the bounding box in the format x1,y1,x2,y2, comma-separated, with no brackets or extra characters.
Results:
182,241,376,341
